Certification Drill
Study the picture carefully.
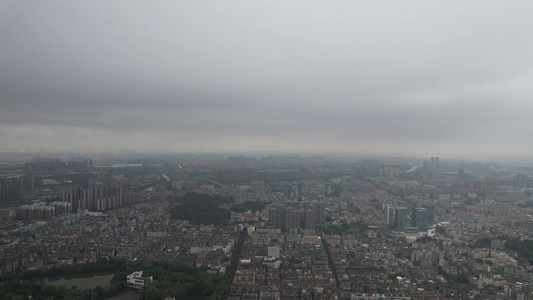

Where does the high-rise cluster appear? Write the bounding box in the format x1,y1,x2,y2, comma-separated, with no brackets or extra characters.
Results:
62,182,136,212
386,204,435,232
213,168,299,183
267,201,326,232
0,176,44,206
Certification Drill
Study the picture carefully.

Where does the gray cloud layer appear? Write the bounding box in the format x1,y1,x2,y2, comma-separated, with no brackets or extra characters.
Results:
1,1,533,155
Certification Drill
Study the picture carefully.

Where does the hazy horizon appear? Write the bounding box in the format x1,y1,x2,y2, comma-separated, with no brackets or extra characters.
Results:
2,1,533,156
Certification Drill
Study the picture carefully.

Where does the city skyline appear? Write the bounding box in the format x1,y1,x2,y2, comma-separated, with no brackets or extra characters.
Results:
1,1,533,156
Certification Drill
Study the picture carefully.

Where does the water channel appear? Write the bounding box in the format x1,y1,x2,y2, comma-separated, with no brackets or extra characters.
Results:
41,271,140,299
42,271,208,299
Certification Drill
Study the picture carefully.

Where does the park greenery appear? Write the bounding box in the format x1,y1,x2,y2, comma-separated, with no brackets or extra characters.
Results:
0,255,245,300
130,261,227,300
500,236,533,264
139,228,247,300
0,258,126,300
170,193,234,225
473,237,492,248
230,201,266,213
473,236,533,264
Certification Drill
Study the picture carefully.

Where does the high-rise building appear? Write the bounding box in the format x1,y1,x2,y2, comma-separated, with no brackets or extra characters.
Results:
412,207,428,232
394,207,408,231
68,159,90,172
513,174,529,188
430,156,440,172
267,201,325,232
24,158,67,173
386,204,395,227
422,204,435,225
62,182,135,212
361,159,379,175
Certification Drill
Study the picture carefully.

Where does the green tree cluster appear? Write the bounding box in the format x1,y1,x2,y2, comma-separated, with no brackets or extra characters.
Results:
20,258,124,279
131,261,226,300
321,236,340,290
437,266,451,280
500,236,533,264
230,201,266,213
170,193,234,225
0,258,232,300
0,275,123,300
473,237,492,248
456,273,471,285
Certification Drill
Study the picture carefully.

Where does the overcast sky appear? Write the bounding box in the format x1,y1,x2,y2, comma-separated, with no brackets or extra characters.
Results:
1,1,532,156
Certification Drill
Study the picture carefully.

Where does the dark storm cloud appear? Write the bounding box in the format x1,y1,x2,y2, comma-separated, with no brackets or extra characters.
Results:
1,1,533,154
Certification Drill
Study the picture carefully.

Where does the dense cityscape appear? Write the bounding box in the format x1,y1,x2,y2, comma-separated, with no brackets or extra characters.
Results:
2,2,533,299
2,152,533,299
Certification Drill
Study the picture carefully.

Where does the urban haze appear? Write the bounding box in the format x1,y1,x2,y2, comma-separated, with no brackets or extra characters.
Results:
1,1,533,156
2,1,533,300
